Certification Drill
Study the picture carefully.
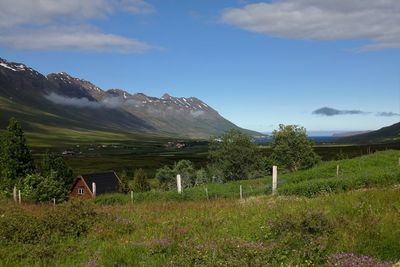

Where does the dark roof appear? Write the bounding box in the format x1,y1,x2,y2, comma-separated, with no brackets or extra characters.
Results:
81,171,120,195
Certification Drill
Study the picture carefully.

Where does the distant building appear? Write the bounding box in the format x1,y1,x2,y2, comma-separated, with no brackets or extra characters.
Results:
69,171,121,199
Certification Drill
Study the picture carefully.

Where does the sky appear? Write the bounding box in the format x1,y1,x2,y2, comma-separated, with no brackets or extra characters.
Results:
0,0,399,133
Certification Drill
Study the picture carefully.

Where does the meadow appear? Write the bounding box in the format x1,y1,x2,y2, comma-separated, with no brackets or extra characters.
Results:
1,150,399,266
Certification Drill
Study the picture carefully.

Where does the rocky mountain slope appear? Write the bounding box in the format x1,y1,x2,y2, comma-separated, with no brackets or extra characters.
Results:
0,57,255,138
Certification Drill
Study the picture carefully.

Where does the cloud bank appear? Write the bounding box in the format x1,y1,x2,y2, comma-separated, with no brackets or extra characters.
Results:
313,107,400,117
45,93,123,109
45,93,208,118
0,0,156,52
222,0,400,50
312,107,369,116
376,112,400,117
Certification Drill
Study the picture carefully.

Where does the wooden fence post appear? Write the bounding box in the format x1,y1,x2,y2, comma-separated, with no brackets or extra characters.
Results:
53,198,56,208
336,165,340,177
18,190,21,205
240,185,243,200
92,182,96,199
205,188,209,200
176,174,182,194
272,166,278,195
131,191,133,204
13,186,17,204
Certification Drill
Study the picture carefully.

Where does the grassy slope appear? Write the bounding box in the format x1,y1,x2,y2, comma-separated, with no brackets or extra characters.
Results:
96,150,400,203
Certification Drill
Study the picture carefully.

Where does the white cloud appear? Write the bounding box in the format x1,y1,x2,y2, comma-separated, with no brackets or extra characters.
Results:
0,0,156,53
221,0,400,50
45,93,125,109
119,0,155,15
0,0,155,28
0,26,153,52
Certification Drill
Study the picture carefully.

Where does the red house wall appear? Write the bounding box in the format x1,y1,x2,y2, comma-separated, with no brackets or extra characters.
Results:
69,177,93,199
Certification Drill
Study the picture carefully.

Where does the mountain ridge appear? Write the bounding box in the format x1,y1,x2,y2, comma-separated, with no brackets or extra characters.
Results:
0,57,258,139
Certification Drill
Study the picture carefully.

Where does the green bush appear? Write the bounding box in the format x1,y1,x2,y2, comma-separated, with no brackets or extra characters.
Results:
131,168,151,192
21,173,68,203
0,201,95,245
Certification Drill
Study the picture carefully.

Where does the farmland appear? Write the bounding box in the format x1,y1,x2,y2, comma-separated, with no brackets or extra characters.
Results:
1,150,399,266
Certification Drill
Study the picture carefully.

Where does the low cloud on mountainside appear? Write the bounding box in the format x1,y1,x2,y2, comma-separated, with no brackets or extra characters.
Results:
313,107,400,117
45,93,123,109
45,93,207,118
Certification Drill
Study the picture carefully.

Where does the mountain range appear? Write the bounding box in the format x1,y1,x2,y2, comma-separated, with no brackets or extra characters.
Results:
0,57,255,139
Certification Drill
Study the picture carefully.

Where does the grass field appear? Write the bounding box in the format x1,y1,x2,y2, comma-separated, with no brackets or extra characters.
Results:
1,150,400,266
1,188,399,266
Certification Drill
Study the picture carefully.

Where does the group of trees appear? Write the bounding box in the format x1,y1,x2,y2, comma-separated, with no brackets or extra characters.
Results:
119,168,151,193
1,117,320,197
155,160,210,190
0,118,73,202
155,125,320,190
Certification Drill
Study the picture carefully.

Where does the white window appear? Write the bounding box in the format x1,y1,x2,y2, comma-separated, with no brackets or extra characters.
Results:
78,187,84,195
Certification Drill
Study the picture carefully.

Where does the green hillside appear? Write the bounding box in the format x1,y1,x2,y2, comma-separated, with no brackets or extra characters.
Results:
338,122,400,144
94,150,400,203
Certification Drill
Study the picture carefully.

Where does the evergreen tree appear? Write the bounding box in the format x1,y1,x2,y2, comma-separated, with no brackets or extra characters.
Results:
132,168,150,192
0,118,34,181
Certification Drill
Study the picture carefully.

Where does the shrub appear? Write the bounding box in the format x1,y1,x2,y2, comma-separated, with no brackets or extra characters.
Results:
21,173,68,203
132,168,151,192
0,201,95,245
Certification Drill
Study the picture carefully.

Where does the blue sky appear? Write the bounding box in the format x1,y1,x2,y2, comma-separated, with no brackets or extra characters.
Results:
0,0,399,132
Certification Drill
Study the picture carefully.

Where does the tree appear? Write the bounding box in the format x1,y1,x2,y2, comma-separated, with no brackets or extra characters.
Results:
41,151,74,187
118,170,130,193
131,168,150,192
0,118,34,181
155,160,197,190
195,168,209,186
174,160,196,188
155,165,175,190
270,124,320,172
21,173,68,203
208,129,260,182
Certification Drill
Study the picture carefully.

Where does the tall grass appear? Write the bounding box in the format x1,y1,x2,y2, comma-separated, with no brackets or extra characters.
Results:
1,187,399,266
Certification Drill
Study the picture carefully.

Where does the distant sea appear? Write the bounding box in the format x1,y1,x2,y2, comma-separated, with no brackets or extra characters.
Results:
253,135,338,144
308,136,338,144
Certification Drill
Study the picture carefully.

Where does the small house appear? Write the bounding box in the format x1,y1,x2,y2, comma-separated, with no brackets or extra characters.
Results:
69,171,121,199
